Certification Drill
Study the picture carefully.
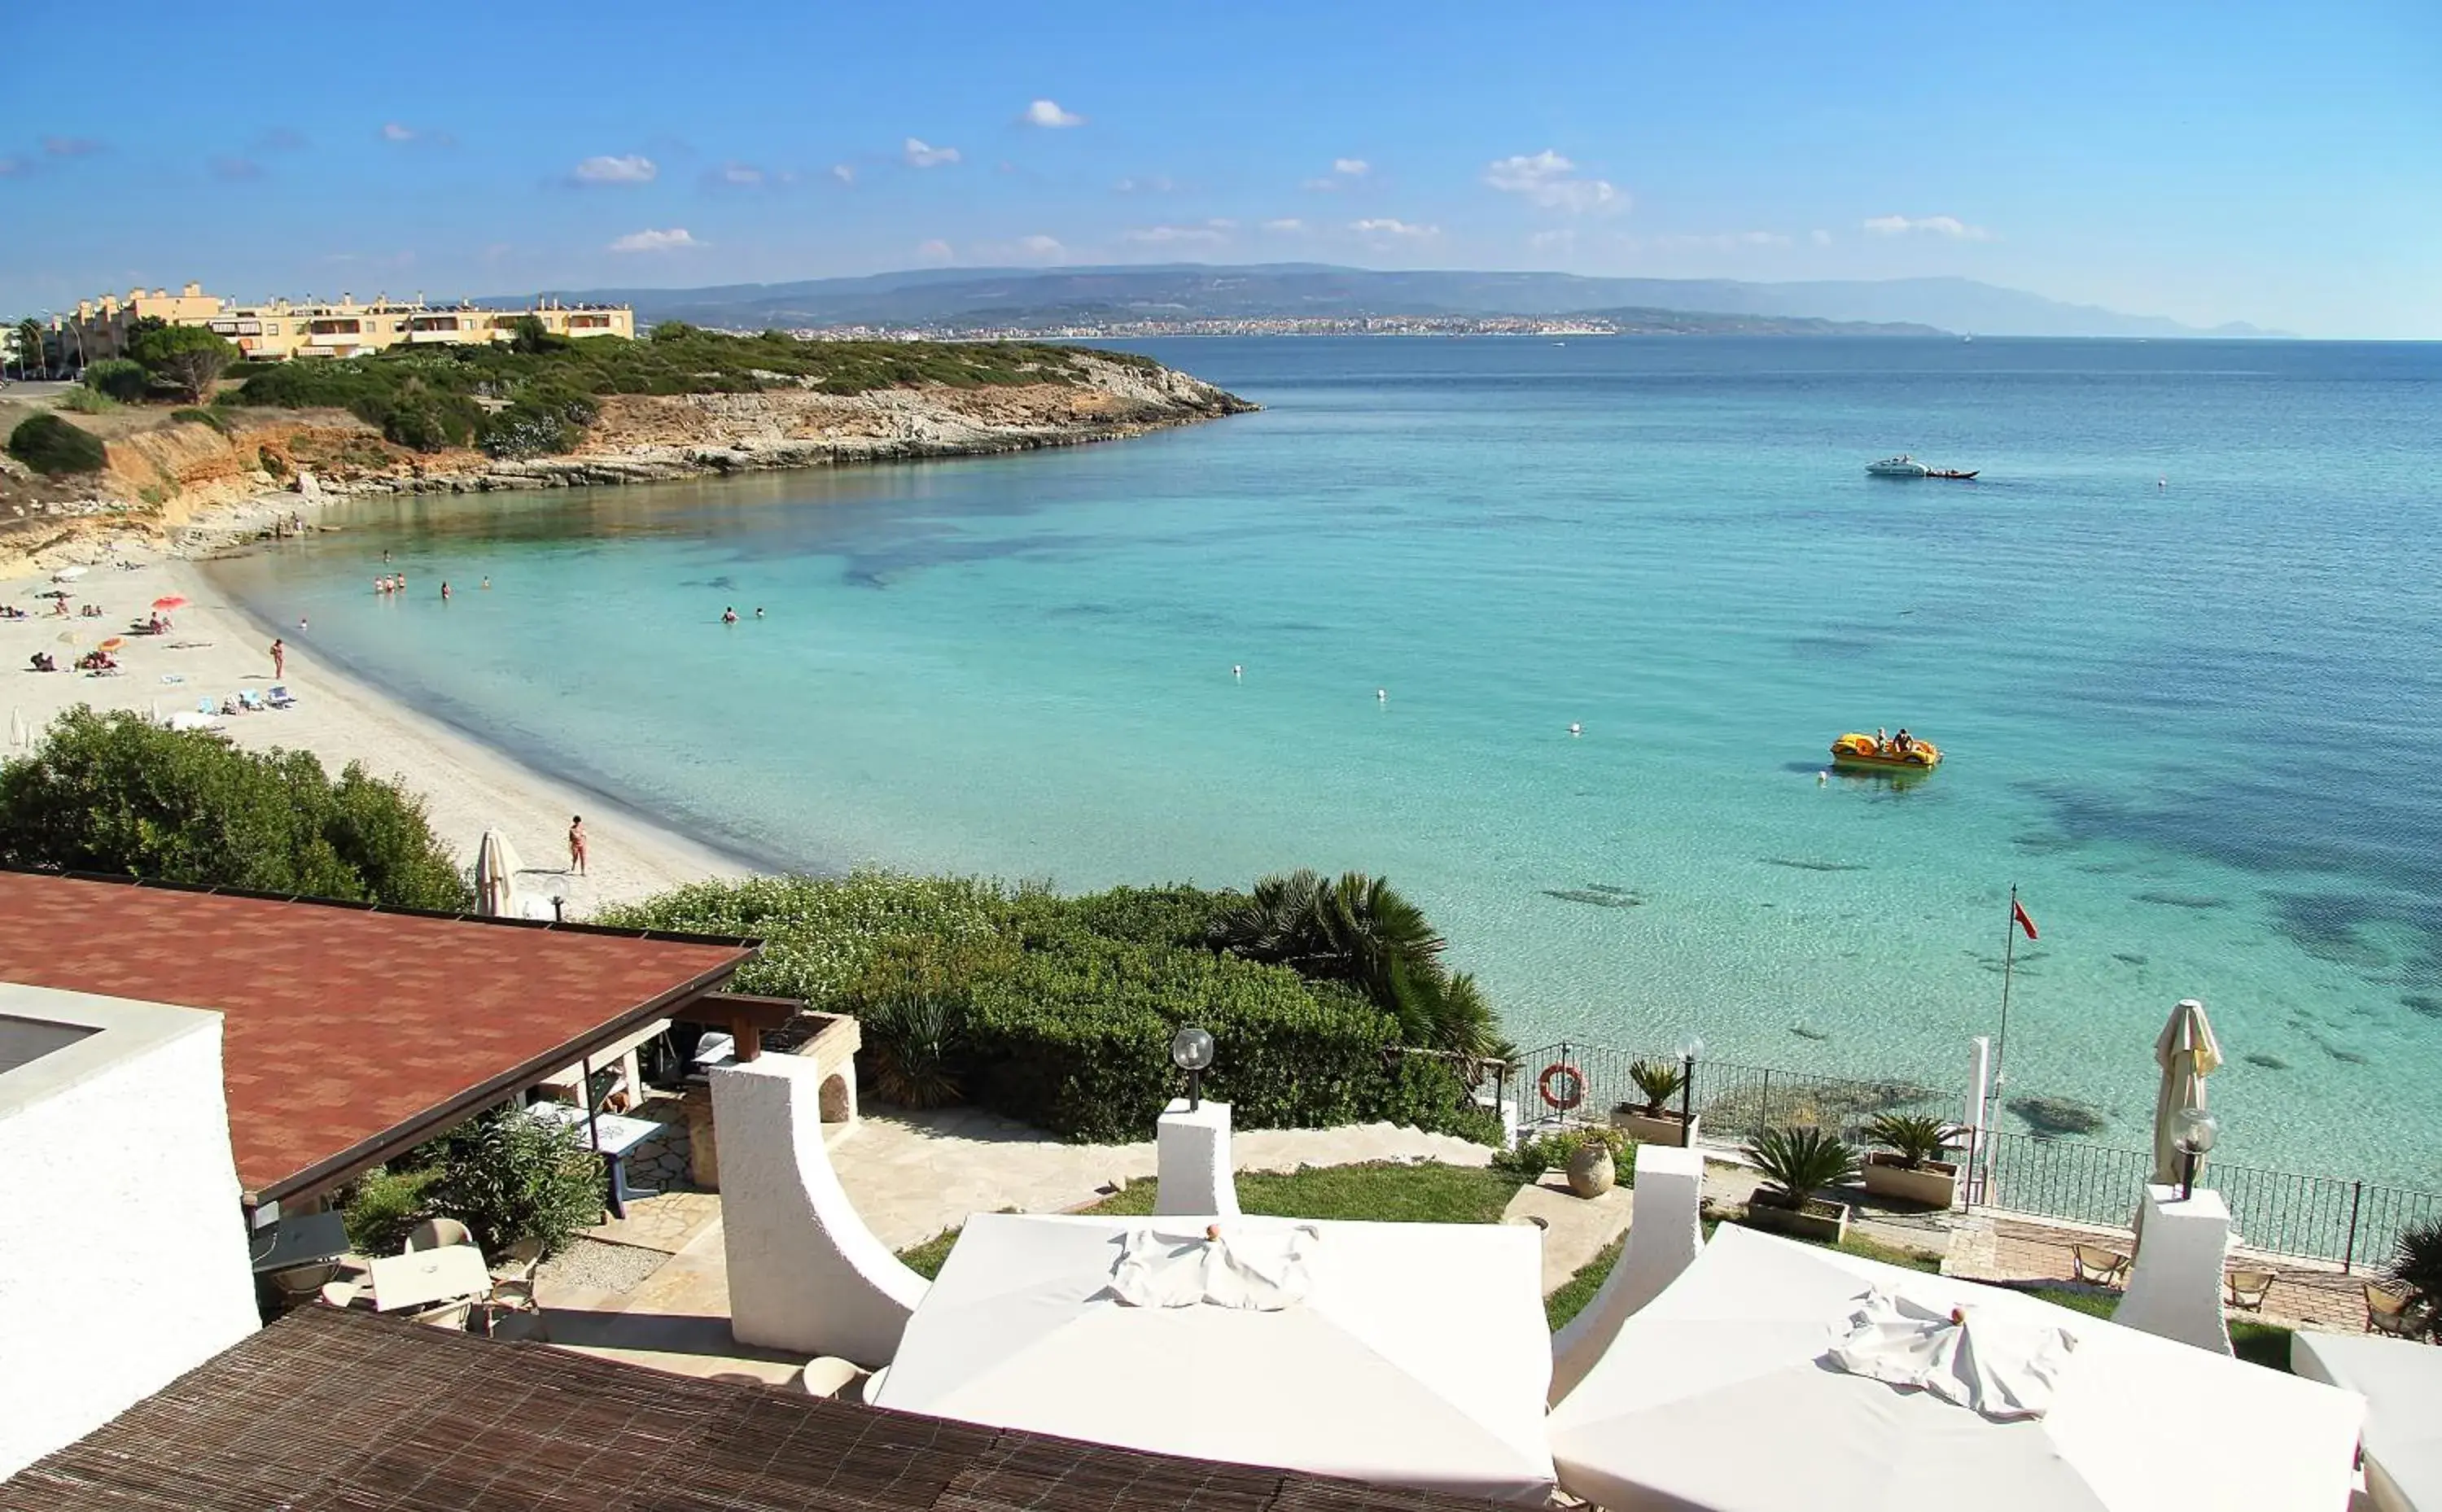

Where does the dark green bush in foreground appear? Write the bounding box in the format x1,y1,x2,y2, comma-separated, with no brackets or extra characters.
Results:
0,707,471,909
601,872,1503,1145
7,413,107,475
82,356,152,402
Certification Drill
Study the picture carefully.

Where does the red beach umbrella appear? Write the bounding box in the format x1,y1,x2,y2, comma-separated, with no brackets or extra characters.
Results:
151,594,190,611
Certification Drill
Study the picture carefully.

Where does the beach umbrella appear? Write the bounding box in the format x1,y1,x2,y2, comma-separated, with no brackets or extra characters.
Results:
98,636,125,652
151,594,189,611
2150,998,2223,1187
474,828,523,917
50,565,87,582
37,588,71,599
1546,1223,2361,1512
55,631,77,645
7,708,27,748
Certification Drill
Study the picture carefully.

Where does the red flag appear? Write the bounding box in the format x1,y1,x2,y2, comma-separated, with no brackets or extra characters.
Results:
2011,898,2039,940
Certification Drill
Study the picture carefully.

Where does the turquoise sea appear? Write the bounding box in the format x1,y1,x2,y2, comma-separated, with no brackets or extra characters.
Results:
204,337,2442,1184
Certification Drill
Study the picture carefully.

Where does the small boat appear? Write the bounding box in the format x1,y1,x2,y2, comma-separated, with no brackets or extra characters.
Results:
1829,732,1941,771
1926,469,1979,480
1867,456,1929,478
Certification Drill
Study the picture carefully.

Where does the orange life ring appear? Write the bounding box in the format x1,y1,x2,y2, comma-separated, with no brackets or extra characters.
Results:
1538,1062,1586,1111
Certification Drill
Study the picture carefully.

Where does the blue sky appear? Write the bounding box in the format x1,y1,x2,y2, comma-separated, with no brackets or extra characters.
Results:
5,0,2435,335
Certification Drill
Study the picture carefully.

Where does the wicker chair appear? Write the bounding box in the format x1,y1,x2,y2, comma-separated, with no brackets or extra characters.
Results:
409,1297,474,1331
404,1218,476,1253
2224,1269,2275,1312
489,1237,545,1286
2072,1245,2131,1287
2365,1282,2420,1337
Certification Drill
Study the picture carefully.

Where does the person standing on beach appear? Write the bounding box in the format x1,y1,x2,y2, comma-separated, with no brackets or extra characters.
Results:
568,815,589,876
269,638,285,679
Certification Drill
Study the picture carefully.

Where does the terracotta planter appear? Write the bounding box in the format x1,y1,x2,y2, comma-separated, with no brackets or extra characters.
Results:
1610,1107,1699,1147
1742,1192,1849,1245
1565,1143,1617,1199
1862,1151,1958,1209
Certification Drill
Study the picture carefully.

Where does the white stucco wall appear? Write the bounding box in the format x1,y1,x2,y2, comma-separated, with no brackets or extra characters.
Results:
0,985,260,1479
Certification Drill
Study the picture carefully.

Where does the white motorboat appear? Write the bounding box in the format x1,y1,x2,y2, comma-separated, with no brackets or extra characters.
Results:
1867,456,1930,478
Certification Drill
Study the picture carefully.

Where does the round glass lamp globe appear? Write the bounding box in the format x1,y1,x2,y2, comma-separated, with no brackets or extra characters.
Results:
1170,1027,1215,1073
2173,1106,2220,1153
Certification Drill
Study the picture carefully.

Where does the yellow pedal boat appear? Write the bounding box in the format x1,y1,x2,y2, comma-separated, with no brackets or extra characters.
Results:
1830,732,1941,771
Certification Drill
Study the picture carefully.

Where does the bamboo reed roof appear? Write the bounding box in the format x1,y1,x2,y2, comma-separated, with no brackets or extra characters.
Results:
0,1309,1508,1512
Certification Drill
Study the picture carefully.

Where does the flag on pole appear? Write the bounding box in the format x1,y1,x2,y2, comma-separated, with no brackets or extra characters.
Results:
2012,897,2039,940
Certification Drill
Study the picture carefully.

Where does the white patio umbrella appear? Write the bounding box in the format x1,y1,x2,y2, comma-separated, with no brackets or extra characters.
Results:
474,828,523,916
1546,1223,2361,1512
7,707,27,748
2151,997,2224,1186
872,1212,1556,1503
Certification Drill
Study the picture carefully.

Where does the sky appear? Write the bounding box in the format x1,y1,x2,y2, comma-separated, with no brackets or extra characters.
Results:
4,0,2436,336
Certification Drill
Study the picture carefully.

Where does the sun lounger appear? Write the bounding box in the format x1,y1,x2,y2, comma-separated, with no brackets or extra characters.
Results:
237,690,265,712
266,684,296,708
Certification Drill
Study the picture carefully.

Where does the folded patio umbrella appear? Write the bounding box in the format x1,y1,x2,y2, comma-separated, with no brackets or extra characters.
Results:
1546,1223,2361,1512
873,1212,1556,1504
474,828,523,917
2151,998,2223,1186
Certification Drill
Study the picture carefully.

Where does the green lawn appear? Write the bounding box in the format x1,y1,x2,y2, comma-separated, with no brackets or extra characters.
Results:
896,1161,1532,1281
2028,1284,2295,1373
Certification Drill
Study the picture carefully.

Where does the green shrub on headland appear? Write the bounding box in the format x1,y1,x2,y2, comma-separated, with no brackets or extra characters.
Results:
600,872,1505,1145
7,413,107,475
226,326,1134,457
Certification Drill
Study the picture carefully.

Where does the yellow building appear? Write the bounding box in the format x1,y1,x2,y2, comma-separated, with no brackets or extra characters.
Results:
63,284,633,364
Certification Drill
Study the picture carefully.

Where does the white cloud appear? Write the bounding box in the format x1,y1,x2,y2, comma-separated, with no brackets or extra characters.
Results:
380,122,417,142
1862,213,1993,241
1123,220,1234,246
915,238,955,263
904,138,961,168
831,164,856,185
1529,228,1577,253
1811,228,1833,246
575,154,658,185
1483,150,1621,214
1651,229,1791,251
1350,217,1439,241
1262,217,1306,233
607,227,701,252
1114,173,1175,194
715,163,764,186
1022,98,1084,128
1303,157,1371,190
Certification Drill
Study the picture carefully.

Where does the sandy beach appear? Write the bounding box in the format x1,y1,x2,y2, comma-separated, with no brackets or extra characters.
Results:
2,518,750,916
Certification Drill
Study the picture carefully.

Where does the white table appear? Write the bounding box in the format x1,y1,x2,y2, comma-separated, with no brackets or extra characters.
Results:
365,1246,492,1313
527,1102,668,1218
2292,1331,2440,1512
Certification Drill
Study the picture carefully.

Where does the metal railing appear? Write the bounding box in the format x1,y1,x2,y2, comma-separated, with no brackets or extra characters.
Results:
1975,1128,2442,1271
1512,1041,1956,1146
1514,1037,2442,1271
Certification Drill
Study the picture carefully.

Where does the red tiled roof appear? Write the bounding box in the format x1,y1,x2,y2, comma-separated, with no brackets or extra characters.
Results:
0,872,755,1203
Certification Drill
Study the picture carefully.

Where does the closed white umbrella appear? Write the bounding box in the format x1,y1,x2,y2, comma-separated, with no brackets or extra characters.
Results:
2151,998,2223,1186
474,828,523,917
7,707,28,748
1547,1223,2362,1512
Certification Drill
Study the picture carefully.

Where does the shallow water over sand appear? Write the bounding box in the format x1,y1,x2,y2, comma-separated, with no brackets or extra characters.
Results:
206,336,2442,1183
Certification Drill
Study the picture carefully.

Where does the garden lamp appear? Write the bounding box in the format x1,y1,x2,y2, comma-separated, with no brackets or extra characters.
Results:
2173,1103,2219,1200
1171,1026,1215,1111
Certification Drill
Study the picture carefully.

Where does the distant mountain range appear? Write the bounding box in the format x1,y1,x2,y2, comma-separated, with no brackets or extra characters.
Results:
527,264,2287,339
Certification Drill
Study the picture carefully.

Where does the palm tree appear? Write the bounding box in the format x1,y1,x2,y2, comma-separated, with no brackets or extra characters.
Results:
1210,869,1496,1055
1744,1125,1861,1210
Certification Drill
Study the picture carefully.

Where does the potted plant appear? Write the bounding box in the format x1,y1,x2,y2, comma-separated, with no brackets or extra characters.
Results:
1860,1112,1963,1208
2389,1218,2442,1340
1740,1125,1859,1243
1610,1059,1696,1147
1563,1125,1628,1198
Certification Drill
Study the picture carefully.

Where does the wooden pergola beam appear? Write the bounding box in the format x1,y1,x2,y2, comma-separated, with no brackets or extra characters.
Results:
681,991,801,1062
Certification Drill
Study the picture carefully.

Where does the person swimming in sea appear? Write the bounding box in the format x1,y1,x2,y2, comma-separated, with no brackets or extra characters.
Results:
721,605,738,624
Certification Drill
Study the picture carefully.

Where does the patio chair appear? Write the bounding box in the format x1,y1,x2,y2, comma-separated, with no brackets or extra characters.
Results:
404,1217,476,1253
2072,1244,2131,1287
2365,1282,2420,1337
489,1237,545,1286
800,1357,868,1400
408,1297,474,1331
2224,1268,2275,1312
318,1278,372,1309
267,1261,345,1307
479,1279,549,1340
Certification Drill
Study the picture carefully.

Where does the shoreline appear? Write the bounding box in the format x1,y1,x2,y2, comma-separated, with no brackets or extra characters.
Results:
3,550,755,916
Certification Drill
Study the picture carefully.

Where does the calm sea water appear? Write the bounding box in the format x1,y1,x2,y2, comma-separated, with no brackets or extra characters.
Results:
204,337,2442,1183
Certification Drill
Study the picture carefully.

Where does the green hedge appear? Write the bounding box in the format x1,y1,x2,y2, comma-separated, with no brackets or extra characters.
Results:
600,872,1500,1146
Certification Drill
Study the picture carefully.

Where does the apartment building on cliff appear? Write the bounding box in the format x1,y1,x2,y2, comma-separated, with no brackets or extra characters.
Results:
60,284,633,364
